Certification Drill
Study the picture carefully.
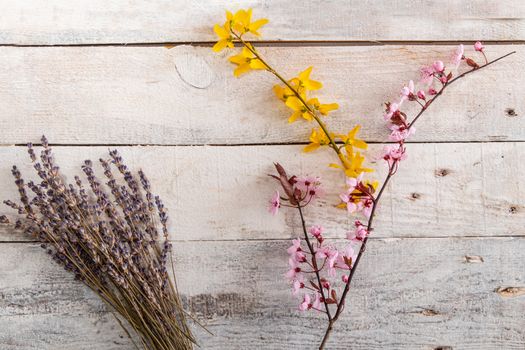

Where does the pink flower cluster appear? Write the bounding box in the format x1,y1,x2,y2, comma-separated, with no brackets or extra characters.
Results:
286,223,368,312
268,165,323,216
382,42,486,173
382,143,407,175
339,173,376,218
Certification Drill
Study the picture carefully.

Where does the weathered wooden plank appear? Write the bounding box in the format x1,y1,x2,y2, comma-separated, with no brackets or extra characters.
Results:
0,0,523,44
0,143,523,241
1,238,524,349
0,45,522,145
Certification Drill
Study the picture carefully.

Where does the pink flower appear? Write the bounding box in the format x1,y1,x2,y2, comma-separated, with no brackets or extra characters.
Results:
295,176,318,191
286,258,301,280
342,274,349,283
321,279,331,290
342,244,356,264
299,294,311,311
295,175,323,202
326,249,339,277
292,277,305,296
307,185,324,201
334,244,357,271
432,60,445,73
287,238,306,262
383,102,399,121
268,190,280,215
347,220,368,242
400,80,415,103
340,173,375,216
428,87,438,95
420,66,435,85
339,192,361,213
315,246,333,260
362,198,374,219
450,44,464,68
345,173,363,192
312,292,323,310
309,225,324,243
474,41,484,52
382,144,407,168
315,246,339,276
417,90,426,100
389,124,415,142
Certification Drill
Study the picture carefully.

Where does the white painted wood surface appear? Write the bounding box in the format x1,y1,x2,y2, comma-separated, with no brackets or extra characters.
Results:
1,238,524,349
0,143,524,242
0,0,523,44
0,1,523,349
0,45,522,145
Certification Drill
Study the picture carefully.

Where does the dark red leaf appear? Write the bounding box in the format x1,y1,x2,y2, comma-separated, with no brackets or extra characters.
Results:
273,163,297,204
344,256,353,268
466,58,479,69
309,281,320,291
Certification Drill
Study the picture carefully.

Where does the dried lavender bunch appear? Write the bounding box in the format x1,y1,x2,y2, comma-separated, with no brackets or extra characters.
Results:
4,136,195,350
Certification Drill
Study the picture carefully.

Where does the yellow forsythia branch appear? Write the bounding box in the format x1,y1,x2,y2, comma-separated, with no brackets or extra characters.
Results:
212,8,373,179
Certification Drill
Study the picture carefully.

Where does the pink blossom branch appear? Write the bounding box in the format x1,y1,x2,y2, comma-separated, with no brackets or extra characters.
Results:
297,204,333,320
317,50,516,350
409,50,516,130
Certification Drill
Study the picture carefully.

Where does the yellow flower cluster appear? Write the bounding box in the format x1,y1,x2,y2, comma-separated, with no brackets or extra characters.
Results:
213,9,269,77
273,67,339,123
212,8,373,180
305,126,371,178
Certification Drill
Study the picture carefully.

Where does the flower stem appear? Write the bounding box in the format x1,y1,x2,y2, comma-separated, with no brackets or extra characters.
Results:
316,50,516,348
409,51,516,130
297,204,333,321
232,32,348,169
318,320,334,350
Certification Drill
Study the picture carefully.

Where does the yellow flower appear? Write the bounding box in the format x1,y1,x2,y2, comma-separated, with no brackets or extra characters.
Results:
228,45,267,77
231,9,269,36
285,96,314,123
330,151,373,178
212,9,268,52
309,98,339,116
304,128,333,152
293,66,323,92
285,96,338,123
212,22,233,52
273,84,295,102
338,125,367,153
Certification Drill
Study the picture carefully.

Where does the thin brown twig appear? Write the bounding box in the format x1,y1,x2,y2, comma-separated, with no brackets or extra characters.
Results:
297,205,333,321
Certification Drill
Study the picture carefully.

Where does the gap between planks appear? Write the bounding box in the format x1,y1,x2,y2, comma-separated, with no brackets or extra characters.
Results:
1,40,524,48
2,140,525,148
2,235,524,244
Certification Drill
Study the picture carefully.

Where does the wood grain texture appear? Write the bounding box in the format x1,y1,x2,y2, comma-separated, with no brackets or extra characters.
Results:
0,45,522,145
1,238,524,349
0,0,523,44
0,2,524,348
1,143,523,242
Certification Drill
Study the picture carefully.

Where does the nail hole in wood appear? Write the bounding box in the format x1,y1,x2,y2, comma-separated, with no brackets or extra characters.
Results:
435,168,451,177
495,287,525,298
505,108,517,117
421,308,440,316
464,255,484,263
410,192,421,200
